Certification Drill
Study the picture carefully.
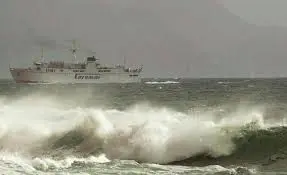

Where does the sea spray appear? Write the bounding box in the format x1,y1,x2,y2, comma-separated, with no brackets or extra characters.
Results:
0,94,281,166
102,106,265,164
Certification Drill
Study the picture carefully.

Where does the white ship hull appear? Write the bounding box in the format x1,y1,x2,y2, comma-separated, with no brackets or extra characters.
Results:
10,68,142,84
9,41,143,84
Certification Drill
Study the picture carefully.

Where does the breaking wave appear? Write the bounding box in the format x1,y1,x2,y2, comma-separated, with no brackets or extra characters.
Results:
0,94,286,173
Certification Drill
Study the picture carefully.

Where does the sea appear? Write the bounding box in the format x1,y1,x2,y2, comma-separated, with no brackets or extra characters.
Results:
1,78,287,175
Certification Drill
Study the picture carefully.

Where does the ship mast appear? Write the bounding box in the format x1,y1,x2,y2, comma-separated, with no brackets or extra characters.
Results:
33,47,45,63
40,47,44,62
69,40,79,63
123,56,126,68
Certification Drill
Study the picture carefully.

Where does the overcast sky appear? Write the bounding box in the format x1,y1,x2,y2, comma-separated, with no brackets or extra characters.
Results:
222,0,287,27
1,0,287,78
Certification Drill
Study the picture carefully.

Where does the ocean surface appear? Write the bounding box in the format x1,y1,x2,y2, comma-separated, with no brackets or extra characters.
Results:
1,78,287,174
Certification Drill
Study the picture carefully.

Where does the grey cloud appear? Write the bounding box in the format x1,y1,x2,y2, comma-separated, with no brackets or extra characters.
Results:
1,0,287,78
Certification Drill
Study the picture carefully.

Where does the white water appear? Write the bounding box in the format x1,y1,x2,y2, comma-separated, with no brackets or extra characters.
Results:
145,81,180,84
0,94,276,173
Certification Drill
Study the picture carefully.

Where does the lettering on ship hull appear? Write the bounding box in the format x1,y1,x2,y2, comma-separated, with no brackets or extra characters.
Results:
75,73,100,80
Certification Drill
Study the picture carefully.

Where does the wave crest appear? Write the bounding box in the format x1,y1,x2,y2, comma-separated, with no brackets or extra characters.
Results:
0,96,284,167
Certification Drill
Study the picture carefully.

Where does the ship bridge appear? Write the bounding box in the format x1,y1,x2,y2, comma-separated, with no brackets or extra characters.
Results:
85,56,101,70
86,56,100,66
86,56,98,62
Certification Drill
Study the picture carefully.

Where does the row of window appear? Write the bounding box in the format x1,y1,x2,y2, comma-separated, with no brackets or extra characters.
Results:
44,69,111,73
73,70,85,72
34,68,121,74
46,69,55,72
98,70,111,72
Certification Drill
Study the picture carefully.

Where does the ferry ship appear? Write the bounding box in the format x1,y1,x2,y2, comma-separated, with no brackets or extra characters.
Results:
9,41,143,84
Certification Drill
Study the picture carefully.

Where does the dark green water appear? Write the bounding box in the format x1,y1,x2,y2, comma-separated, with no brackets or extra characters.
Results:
1,78,287,174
